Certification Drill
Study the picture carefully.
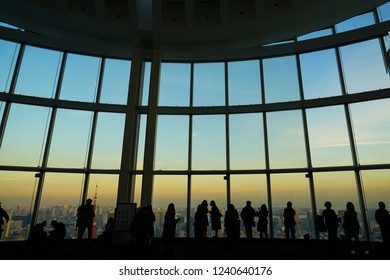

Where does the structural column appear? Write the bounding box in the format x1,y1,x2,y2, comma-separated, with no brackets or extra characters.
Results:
117,49,144,205
141,49,161,207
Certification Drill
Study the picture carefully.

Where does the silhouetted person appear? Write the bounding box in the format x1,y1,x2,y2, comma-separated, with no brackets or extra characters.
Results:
241,201,256,239
209,200,222,238
194,204,207,239
256,204,269,239
76,198,95,239
225,204,240,249
98,217,114,244
162,203,179,257
201,200,209,236
29,221,47,244
145,204,156,240
375,201,390,243
322,201,339,242
283,201,296,240
343,202,359,242
0,202,9,240
133,207,150,257
48,220,66,241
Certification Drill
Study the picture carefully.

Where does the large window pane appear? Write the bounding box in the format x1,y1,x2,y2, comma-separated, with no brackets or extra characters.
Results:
87,174,118,237
153,175,187,237
340,39,390,94
193,63,225,106
379,1,390,22
0,104,50,167
300,49,342,99
91,112,125,169
15,46,62,98
100,58,131,104
267,110,307,168
336,12,375,33
350,99,390,165
231,174,267,238
159,63,190,106
313,171,363,240
306,106,353,167
191,175,226,237
192,115,226,170
0,39,19,92
297,28,332,41
360,170,390,242
229,113,265,170
47,109,92,168
0,171,36,241
38,173,84,239
228,60,261,105
60,53,101,102
263,56,300,103
155,115,188,170
231,175,267,208
271,173,314,239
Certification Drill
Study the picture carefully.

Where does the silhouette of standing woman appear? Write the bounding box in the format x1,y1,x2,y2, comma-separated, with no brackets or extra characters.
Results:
283,201,296,240
257,204,269,239
209,200,222,238
224,204,240,240
162,203,179,257
343,202,359,242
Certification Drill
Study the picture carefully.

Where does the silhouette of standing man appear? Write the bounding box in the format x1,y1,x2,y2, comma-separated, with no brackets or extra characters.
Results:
375,201,390,243
0,202,9,240
76,198,95,239
240,201,256,239
283,201,296,240
322,201,339,242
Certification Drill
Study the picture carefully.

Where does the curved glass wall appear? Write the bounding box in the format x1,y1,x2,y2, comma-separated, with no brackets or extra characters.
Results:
1,6,390,242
